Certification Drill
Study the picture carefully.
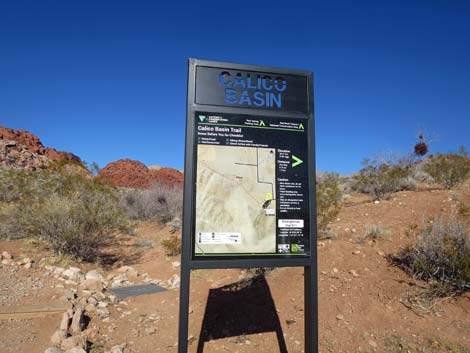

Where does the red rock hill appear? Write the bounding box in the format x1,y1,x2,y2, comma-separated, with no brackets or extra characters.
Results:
97,159,183,189
0,126,84,170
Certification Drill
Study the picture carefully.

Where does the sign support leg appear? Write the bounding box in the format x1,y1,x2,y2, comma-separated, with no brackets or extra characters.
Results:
304,265,318,353
178,265,191,353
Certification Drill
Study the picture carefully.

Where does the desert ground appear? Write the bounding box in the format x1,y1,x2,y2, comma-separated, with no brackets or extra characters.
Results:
1,181,469,353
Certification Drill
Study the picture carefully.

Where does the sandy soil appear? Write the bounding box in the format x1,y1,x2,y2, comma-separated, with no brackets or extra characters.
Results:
1,183,470,353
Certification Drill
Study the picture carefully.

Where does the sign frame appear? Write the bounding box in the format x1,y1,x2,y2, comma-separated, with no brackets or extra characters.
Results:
178,58,318,353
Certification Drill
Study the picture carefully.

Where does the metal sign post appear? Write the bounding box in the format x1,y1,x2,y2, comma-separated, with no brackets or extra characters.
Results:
179,59,317,353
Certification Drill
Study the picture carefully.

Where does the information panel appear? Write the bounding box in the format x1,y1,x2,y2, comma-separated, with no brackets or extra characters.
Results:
193,112,310,257
179,59,317,353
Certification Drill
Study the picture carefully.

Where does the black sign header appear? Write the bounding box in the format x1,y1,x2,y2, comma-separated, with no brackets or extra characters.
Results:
195,66,309,113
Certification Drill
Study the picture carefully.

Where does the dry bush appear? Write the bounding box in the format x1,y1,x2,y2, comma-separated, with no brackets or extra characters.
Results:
316,173,342,236
0,168,125,261
357,224,391,243
459,203,470,220
424,150,470,189
390,217,470,297
414,141,429,156
161,235,182,256
119,183,183,225
354,161,413,200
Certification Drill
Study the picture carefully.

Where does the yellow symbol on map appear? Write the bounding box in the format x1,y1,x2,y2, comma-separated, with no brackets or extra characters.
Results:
262,192,273,209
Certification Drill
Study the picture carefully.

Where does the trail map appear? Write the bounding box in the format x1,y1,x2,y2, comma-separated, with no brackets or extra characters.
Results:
195,145,276,254
193,112,310,256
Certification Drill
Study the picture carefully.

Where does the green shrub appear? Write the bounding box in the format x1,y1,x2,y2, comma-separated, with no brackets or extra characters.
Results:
390,217,470,295
119,183,183,225
354,161,413,200
0,168,126,261
424,151,470,189
316,173,342,235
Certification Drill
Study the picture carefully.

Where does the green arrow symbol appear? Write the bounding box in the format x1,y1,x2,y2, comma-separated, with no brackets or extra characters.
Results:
298,123,304,130
259,120,265,127
198,115,206,122
292,155,303,167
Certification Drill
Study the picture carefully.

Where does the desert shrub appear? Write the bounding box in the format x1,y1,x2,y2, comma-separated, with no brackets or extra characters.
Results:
132,239,154,249
404,223,419,238
390,217,470,296
161,235,182,256
353,161,413,200
0,168,125,261
357,224,391,243
119,183,182,225
0,168,54,202
459,203,470,220
424,151,470,189
316,173,342,235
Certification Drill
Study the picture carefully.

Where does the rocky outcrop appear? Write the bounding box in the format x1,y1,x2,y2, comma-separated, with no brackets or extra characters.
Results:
0,126,84,170
0,126,46,154
97,159,183,189
0,139,49,170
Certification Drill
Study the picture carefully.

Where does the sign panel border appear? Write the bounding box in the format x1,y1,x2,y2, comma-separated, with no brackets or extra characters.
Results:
182,58,317,267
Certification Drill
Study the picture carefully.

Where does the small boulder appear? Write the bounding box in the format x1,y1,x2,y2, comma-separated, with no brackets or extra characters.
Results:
63,289,76,301
116,266,131,273
65,348,87,353
51,329,67,346
62,267,82,282
168,274,180,289
1,251,12,260
110,344,125,353
70,308,85,334
85,270,103,281
87,296,98,306
97,308,110,319
79,278,103,292
85,304,96,313
61,336,85,351
60,311,72,331
114,273,128,282
44,347,62,353
97,301,108,309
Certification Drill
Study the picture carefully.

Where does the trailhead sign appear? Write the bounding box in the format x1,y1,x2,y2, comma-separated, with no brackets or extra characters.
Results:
194,113,310,256
178,59,318,353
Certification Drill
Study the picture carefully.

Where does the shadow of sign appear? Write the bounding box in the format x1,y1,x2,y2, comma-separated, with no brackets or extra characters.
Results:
196,274,288,353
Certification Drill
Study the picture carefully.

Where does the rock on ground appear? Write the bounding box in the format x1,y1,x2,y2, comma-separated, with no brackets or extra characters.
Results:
70,308,85,334
44,348,62,353
65,347,87,353
51,329,67,346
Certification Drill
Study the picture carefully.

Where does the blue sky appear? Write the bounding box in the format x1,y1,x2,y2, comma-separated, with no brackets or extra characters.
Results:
1,0,469,174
